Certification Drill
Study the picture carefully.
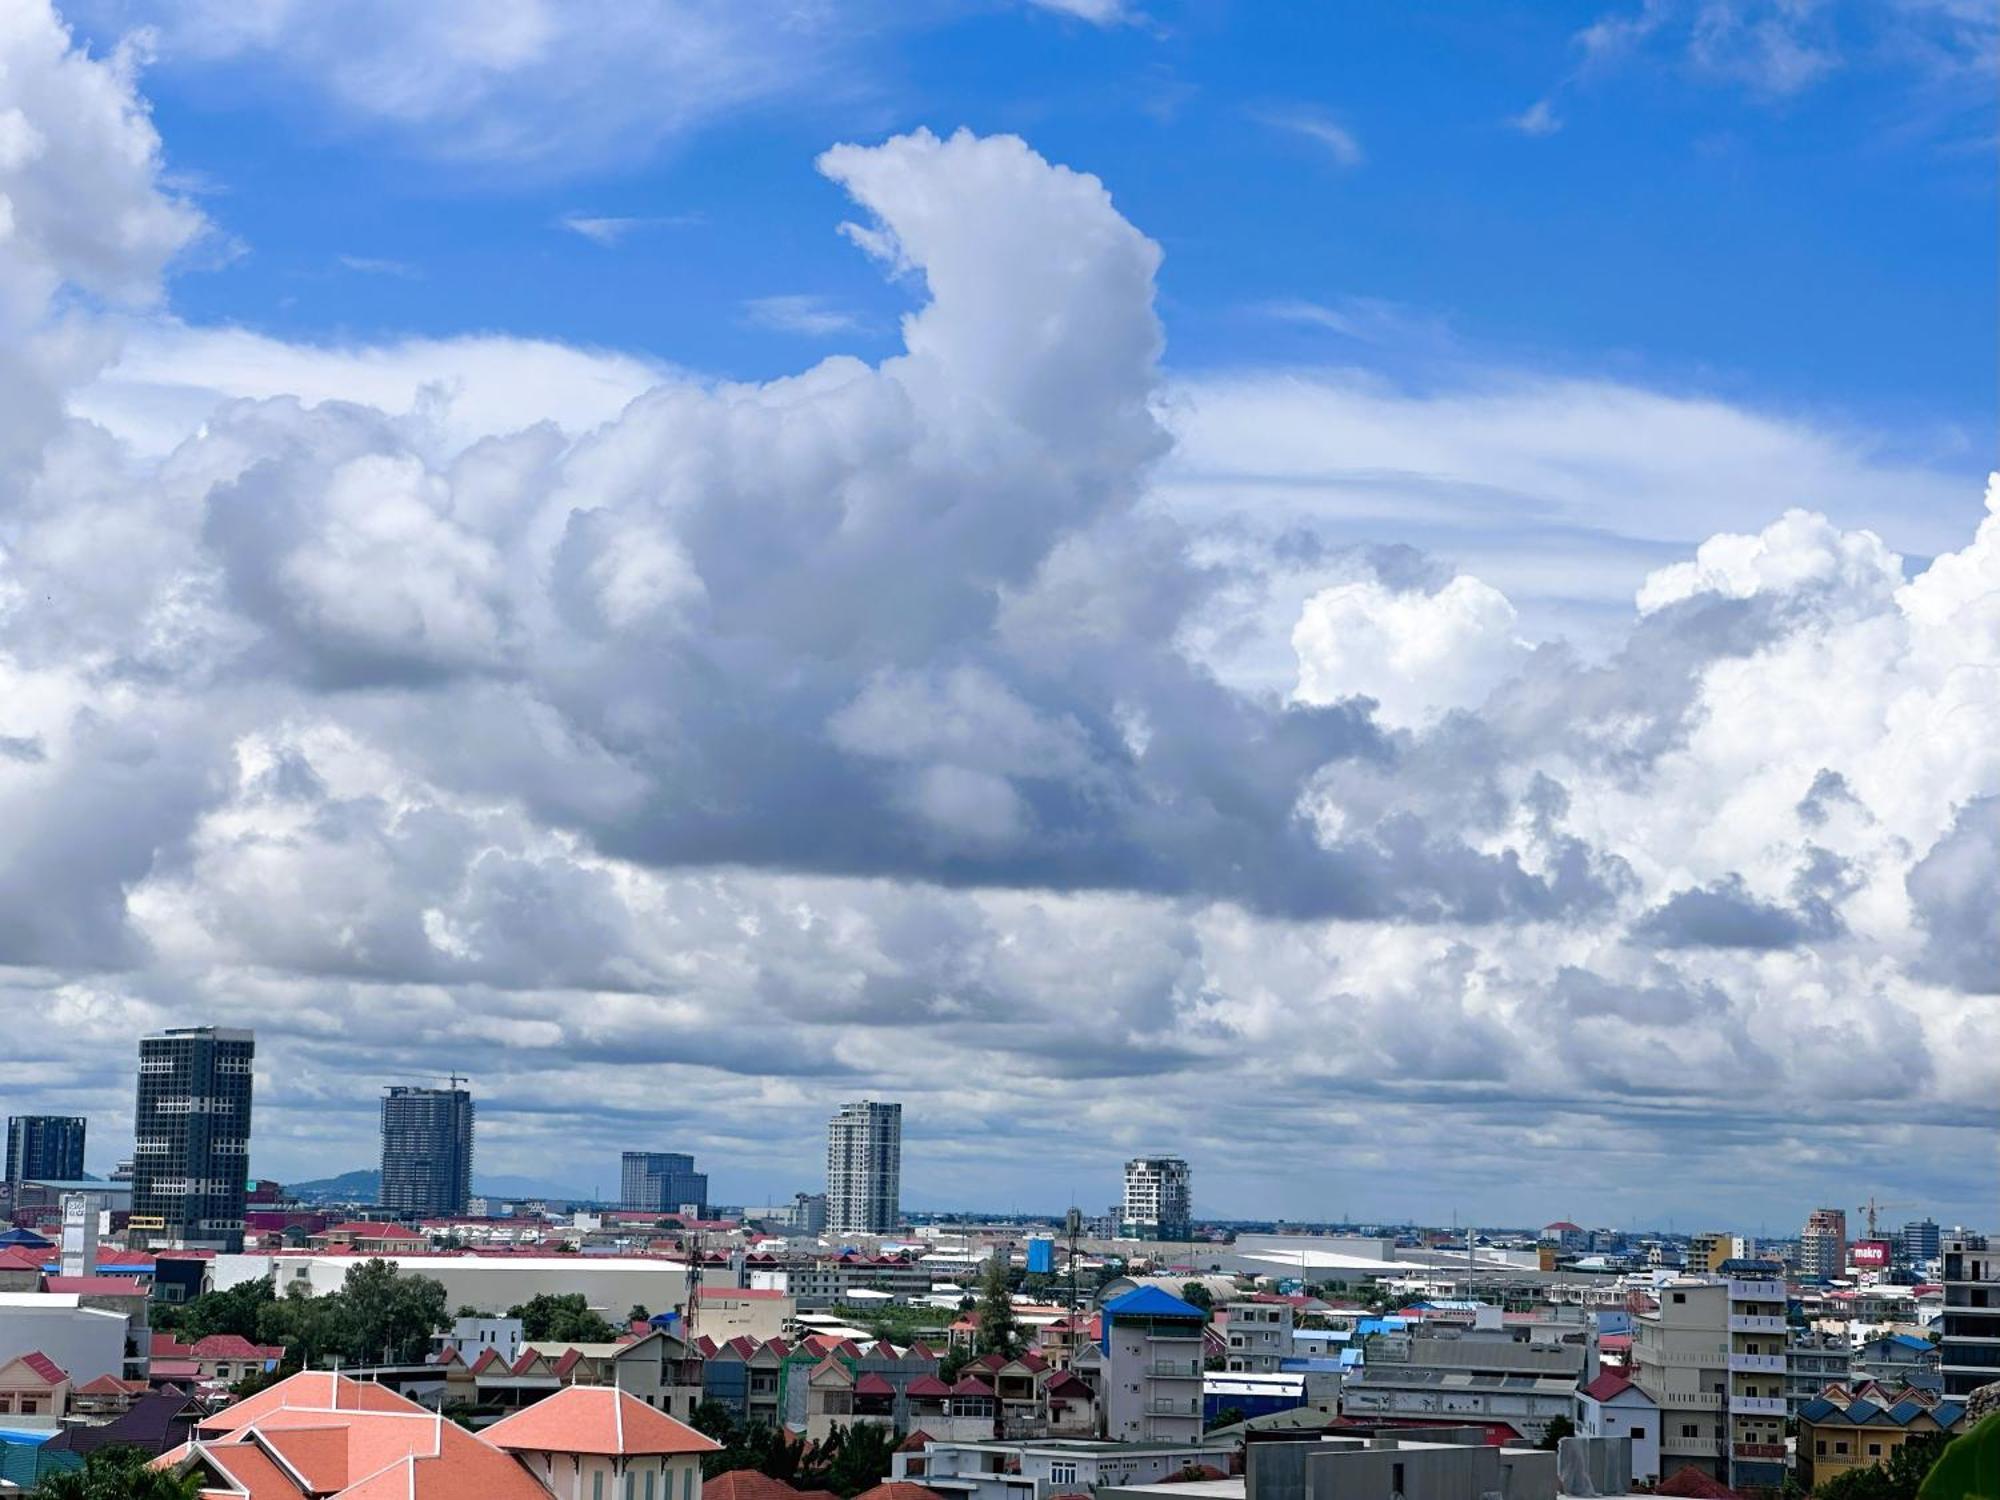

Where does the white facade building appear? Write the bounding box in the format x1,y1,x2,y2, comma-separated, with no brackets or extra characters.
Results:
826,1101,901,1235
1121,1157,1192,1242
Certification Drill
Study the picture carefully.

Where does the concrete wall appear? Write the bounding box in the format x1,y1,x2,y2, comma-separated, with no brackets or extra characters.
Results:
218,1254,695,1316
0,1300,128,1386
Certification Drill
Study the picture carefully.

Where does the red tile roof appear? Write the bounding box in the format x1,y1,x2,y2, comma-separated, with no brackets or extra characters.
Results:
324,1222,423,1238
482,1386,723,1456
1582,1370,1636,1402
948,1376,994,1397
905,1376,952,1398
76,1374,150,1396
853,1373,896,1397
705,1472,805,1500
1656,1467,1744,1500
854,1485,943,1500
44,1276,149,1296
898,1429,936,1453
8,1351,68,1384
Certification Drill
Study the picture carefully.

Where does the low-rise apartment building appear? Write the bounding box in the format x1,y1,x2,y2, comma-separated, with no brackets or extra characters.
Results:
1797,1382,1968,1491
1220,1300,1292,1373
1786,1330,1853,1417
1101,1286,1207,1444
895,1436,1239,1500
1338,1326,1586,1444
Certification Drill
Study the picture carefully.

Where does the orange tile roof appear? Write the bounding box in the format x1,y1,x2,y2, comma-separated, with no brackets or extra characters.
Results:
199,1371,433,1434
197,1441,302,1500
258,1425,352,1492
483,1385,723,1456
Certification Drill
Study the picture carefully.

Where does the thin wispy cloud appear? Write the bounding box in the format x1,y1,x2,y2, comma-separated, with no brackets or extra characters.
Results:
742,293,864,336
337,254,419,278
1252,105,1365,167
1023,0,1129,23
1507,98,1563,137
557,212,702,247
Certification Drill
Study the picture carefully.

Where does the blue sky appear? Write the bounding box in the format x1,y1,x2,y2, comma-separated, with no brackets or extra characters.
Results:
121,1,1993,441
5,0,1997,1227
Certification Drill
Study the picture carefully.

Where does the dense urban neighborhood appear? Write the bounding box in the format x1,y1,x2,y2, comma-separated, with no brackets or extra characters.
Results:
0,1031,1995,1500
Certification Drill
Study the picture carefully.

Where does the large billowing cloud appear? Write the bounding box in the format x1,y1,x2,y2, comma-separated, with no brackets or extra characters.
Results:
1,0,1993,1223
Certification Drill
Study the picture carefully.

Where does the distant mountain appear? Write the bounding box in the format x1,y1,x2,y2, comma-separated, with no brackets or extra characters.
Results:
283,1168,380,1201
282,1168,592,1204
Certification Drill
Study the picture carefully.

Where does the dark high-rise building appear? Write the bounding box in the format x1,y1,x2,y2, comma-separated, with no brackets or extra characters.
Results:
620,1152,707,1217
5,1116,86,1186
1939,1233,2000,1398
380,1085,475,1217
1903,1217,1942,1268
131,1026,254,1252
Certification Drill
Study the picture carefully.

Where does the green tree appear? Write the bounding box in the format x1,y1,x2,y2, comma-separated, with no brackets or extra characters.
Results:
337,1258,449,1365
823,1422,897,1498
256,1284,343,1370
157,1279,275,1343
1918,1410,2000,1500
1537,1416,1575,1451
975,1257,1022,1358
507,1292,617,1344
1180,1282,1214,1317
32,1446,202,1500
1206,1406,1246,1432
628,1304,652,1325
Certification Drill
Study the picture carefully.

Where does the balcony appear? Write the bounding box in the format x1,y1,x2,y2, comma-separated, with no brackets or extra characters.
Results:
1657,1392,1723,1410
1661,1435,1719,1456
1147,1400,1197,1416
1149,1362,1202,1379
1729,1315,1785,1335
1730,1395,1786,1417
1728,1353,1785,1374
1734,1443,1786,1462
1728,1280,1785,1302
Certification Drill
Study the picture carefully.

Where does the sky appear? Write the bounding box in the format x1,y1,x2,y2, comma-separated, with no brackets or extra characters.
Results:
0,0,1996,1231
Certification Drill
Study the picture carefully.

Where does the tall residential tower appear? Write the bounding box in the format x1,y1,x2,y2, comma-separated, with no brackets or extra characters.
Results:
130,1026,254,1252
379,1084,475,1217
826,1100,901,1235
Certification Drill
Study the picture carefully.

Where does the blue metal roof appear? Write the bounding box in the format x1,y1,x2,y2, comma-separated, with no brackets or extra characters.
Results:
1102,1286,1207,1320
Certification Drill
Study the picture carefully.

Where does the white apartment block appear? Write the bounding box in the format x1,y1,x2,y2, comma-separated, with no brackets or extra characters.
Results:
1121,1157,1191,1242
826,1101,902,1236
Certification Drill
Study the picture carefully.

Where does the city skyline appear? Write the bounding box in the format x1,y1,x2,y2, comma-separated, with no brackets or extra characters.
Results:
0,0,1993,1230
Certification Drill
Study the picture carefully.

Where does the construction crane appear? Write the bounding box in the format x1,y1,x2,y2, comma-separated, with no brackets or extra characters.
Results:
1857,1197,1910,1239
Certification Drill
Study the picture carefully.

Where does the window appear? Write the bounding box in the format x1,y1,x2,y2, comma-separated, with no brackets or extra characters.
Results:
1868,1445,1882,1458
646,1473,656,1500
1049,1464,1078,1485
594,1475,605,1500
1673,1293,1686,1304
1682,1426,1699,1439
1816,1443,1826,1456
683,1466,694,1500
626,1476,635,1500
1836,1443,1849,1455
1630,1428,1644,1440
1392,1464,1405,1495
